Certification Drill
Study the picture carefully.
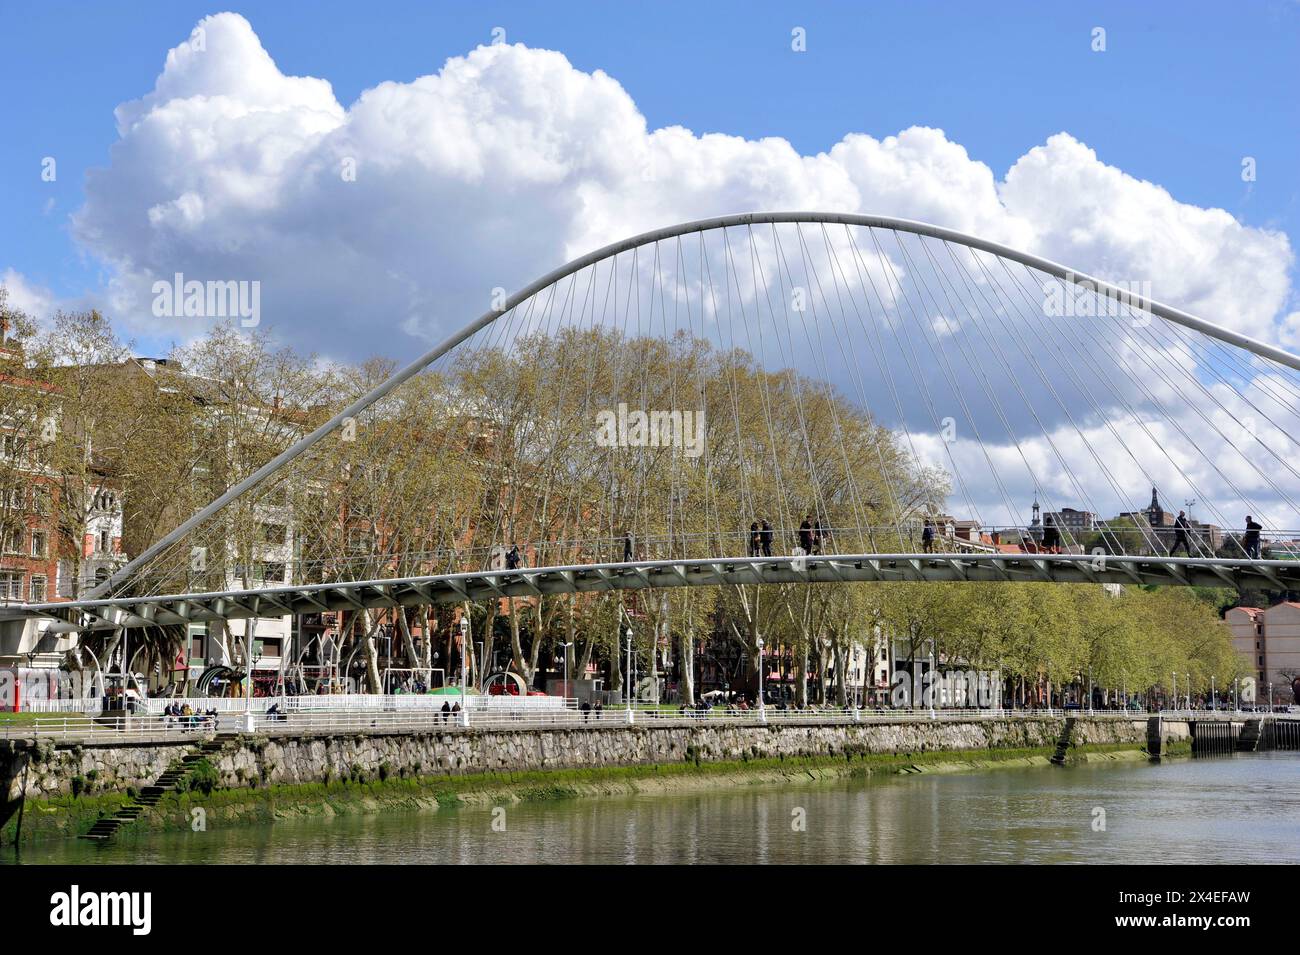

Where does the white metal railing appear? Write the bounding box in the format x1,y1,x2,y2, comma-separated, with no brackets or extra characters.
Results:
4,703,1294,741
12,698,101,714
282,693,569,713
0,714,215,739
143,697,273,715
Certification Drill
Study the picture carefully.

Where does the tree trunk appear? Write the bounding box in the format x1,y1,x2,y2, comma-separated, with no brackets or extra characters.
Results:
507,597,524,678
834,640,847,706
480,599,497,690
679,625,696,707
397,607,419,678
359,609,382,694
527,599,544,685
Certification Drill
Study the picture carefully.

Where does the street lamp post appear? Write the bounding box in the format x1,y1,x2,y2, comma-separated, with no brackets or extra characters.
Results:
459,616,470,727
756,636,766,723
121,627,129,730
558,641,573,703
625,627,634,724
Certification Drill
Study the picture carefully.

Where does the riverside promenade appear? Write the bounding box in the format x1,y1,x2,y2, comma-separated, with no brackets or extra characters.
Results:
1,705,1269,805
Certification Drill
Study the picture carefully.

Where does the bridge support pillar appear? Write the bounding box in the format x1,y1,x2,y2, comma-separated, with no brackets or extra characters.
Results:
1146,716,1163,760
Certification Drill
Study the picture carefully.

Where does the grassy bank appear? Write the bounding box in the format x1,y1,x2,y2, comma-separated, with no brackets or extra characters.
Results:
2,738,1185,847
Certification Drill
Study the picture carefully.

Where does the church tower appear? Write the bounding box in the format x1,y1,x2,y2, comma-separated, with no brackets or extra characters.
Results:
1147,487,1165,527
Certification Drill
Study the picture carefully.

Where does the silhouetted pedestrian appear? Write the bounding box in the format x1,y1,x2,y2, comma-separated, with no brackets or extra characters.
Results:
798,516,813,554
760,520,774,557
1170,510,1192,557
748,521,761,558
1041,516,1060,554
1244,515,1262,559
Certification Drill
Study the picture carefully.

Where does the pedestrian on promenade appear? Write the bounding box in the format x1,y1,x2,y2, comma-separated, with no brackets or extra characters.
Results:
441,700,451,724
760,519,774,557
505,543,521,570
1244,516,1263,559
622,531,635,563
748,521,761,557
922,518,935,554
812,519,824,555
1170,510,1192,557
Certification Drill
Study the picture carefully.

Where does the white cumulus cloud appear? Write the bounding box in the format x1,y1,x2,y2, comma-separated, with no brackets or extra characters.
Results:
67,12,1295,363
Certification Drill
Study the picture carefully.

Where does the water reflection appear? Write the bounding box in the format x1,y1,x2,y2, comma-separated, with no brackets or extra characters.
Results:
10,753,1297,865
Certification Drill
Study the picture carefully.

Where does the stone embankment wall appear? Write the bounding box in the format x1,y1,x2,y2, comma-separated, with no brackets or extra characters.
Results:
2,717,1193,809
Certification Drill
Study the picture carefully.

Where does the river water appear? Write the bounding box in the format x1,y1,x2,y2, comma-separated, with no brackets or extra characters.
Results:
11,752,1298,864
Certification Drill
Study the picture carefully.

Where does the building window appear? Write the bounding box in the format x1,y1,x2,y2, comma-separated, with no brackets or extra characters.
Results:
1,434,27,461
258,562,286,583
98,530,110,554
0,572,23,600
31,486,50,514
1,525,22,555
261,523,287,545
2,484,24,511
30,530,47,558
29,575,46,602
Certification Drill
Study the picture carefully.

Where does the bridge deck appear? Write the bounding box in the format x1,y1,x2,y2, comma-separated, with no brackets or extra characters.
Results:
15,552,1300,632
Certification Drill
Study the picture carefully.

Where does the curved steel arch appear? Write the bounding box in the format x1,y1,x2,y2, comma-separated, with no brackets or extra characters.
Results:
92,211,1300,598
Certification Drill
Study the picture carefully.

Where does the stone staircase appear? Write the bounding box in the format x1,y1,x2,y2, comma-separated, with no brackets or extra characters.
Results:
1235,718,1262,752
1049,716,1076,765
80,736,228,842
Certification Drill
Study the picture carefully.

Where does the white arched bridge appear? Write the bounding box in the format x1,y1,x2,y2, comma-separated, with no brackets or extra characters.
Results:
19,211,1300,635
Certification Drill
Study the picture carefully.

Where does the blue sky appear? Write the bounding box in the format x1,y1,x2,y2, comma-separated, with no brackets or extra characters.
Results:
3,1,1300,528
3,0,1297,324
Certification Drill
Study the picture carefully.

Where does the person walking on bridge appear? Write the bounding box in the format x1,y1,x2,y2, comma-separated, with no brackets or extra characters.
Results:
1243,516,1262,559
748,521,761,558
1169,511,1192,557
798,517,814,555
760,519,774,557
921,518,936,554
1041,516,1061,555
